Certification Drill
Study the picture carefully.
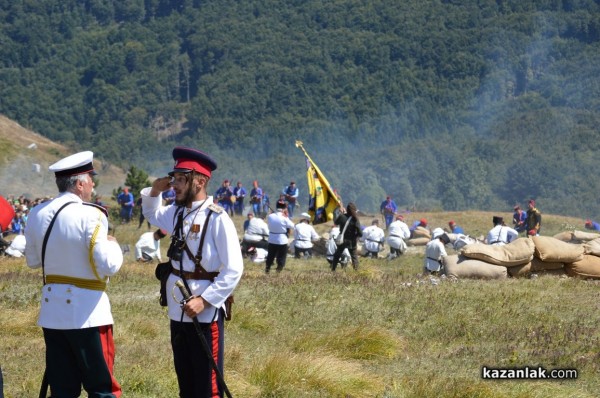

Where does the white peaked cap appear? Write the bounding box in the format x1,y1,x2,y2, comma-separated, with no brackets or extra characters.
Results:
49,151,96,177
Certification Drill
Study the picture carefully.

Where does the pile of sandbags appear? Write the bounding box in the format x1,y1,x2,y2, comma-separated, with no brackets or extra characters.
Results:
449,234,600,279
444,238,533,279
556,236,600,278
446,236,576,279
533,235,600,279
573,230,600,243
406,226,431,246
507,236,585,278
553,230,600,243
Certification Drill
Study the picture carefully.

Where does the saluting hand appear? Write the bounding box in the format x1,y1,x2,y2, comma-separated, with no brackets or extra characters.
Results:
150,176,171,197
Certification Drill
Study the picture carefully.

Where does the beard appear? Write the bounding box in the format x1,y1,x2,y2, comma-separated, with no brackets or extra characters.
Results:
174,184,198,206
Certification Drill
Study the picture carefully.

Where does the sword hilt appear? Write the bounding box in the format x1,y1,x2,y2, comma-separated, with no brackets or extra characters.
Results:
173,279,193,304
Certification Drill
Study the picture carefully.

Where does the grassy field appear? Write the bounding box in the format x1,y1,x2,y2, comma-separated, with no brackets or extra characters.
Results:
1,211,599,397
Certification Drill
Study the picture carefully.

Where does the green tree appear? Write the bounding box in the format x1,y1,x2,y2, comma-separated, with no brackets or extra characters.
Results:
123,165,151,196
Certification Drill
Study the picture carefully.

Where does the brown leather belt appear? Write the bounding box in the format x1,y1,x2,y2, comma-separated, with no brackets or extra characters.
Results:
171,268,219,281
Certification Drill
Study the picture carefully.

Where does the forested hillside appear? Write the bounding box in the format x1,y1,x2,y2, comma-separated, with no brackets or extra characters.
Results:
1,0,600,217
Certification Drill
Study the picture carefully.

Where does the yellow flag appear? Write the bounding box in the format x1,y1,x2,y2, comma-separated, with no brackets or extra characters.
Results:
295,141,342,224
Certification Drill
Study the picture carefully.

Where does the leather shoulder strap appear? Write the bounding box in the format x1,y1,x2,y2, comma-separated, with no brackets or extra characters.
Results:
181,209,216,273
196,210,214,265
180,209,215,298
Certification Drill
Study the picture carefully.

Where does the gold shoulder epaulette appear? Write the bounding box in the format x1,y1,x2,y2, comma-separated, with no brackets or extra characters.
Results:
83,202,108,217
208,203,224,213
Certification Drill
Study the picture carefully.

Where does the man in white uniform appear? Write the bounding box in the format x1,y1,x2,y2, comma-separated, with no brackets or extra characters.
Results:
241,212,269,255
361,219,386,258
142,146,243,397
135,228,167,262
265,200,295,273
25,151,123,397
387,214,410,259
424,229,450,274
486,216,519,246
293,212,320,258
5,234,26,258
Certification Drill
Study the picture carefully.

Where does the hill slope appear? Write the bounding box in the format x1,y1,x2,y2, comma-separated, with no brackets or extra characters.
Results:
1,2,600,216
0,115,125,198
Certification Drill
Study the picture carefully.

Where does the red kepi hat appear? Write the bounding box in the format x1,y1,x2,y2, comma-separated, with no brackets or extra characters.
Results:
169,146,217,178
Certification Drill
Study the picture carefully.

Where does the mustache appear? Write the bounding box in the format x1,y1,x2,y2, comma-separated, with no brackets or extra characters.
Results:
174,186,195,206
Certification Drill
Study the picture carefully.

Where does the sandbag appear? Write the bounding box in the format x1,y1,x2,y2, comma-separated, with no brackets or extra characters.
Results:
444,254,508,280
583,238,600,256
553,231,573,242
530,257,564,271
460,238,534,266
507,262,531,278
508,263,567,278
531,236,584,263
406,237,430,246
565,255,600,279
572,230,600,243
412,226,431,239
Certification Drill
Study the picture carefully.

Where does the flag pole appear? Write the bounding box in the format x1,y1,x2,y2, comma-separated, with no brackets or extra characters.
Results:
295,140,341,208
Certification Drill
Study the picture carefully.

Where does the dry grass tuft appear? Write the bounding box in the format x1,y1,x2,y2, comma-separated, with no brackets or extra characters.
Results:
293,324,406,361
248,351,384,397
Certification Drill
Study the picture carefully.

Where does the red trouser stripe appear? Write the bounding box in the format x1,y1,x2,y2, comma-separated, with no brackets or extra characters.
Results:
211,321,220,398
99,325,122,398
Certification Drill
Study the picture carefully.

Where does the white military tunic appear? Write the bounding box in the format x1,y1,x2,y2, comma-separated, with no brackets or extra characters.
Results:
387,220,410,252
424,239,447,272
135,231,162,261
486,225,519,246
293,222,319,249
243,217,269,242
141,190,243,323
361,225,386,254
267,210,294,245
25,192,123,329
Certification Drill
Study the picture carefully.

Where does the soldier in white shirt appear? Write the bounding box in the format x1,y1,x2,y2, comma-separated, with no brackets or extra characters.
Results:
25,151,123,397
387,214,410,259
424,230,450,275
135,228,166,262
361,219,386,258
241,212,269,255
141,146,243,397
486,216,519,246
5,234,26,258
293,212,320,258
265,201,295,273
